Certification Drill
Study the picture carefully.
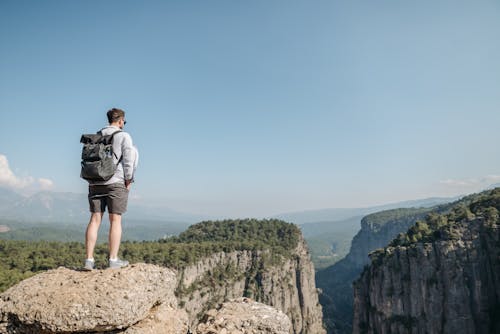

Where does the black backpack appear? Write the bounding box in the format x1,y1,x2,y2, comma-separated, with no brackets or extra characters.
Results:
80,130,122,182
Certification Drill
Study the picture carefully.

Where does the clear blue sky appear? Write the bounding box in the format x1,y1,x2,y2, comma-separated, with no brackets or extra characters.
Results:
1,0,499,217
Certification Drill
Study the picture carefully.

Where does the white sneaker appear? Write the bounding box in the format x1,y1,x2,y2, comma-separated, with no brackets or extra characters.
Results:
109,258,129,269
83,259,94,271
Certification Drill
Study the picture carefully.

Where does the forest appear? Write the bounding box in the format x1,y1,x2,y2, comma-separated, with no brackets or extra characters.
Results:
0,218,300,293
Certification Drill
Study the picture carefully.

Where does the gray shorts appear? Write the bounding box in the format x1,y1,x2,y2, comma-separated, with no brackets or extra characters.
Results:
88,183,129,214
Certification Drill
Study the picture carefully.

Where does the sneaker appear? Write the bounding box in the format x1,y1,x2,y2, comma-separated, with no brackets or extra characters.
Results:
109,258,129,269
83,259,94,271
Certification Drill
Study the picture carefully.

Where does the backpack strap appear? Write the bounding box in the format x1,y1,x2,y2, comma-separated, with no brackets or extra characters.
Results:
110,130,123,162
97,129,122,138
109,130,122,137
97,130,123,161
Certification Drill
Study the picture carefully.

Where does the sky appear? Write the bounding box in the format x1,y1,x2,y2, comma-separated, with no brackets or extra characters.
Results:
1,0,499,218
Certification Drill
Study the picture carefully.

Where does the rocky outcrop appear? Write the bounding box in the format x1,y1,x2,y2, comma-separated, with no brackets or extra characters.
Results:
353,190,500,333
178,235,325,334
196,297,292,334
0,263,188,333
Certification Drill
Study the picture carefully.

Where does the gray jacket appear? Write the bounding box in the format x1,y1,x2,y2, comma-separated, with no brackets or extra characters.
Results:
90,125,137,185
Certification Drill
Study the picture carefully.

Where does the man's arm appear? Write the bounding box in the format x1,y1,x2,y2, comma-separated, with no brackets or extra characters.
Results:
121,133,135,189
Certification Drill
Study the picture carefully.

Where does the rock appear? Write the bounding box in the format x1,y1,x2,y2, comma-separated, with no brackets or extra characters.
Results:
123,303,188,334
0,263,182,333
196,298,292,334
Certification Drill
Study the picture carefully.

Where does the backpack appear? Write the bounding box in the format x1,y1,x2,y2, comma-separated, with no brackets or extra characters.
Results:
80,130,122,182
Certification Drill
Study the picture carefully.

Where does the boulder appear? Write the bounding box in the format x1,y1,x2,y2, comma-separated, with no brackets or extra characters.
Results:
123,303,188,334
0,263,184,333
196,297,292,334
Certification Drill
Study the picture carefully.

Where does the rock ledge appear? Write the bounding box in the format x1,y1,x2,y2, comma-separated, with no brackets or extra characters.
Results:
0,263,187,333
196,297,292,334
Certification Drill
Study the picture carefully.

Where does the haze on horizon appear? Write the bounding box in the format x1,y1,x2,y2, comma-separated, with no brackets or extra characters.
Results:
1,1,499,218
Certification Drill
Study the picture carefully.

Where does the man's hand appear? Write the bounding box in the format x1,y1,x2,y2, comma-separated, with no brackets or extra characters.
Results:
125,179,132,190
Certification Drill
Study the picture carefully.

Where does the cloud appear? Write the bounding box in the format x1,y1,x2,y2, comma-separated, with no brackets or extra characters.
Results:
439,178,476,187
0,154,54,192
481,175,500,184
38,178,54,190
439,174,500,191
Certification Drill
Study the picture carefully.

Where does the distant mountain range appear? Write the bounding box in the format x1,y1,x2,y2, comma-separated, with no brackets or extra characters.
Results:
0,186,461,226
0,187,207,224
274,196,460,225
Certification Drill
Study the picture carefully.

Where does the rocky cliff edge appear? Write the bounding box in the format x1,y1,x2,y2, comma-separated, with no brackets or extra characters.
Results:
0,263,294,334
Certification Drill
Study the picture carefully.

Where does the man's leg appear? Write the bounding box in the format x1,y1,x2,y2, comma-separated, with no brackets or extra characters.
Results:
108,213,122,259
107,183,129,268
85,212,103,259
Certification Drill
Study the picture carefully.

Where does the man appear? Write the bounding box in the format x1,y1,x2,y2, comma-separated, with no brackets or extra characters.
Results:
84,108,137,270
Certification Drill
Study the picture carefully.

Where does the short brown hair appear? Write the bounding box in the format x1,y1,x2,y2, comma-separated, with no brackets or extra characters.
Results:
107,108,125,123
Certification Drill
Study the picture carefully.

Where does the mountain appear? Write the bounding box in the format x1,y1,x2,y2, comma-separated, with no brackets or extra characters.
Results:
275,196,458,224
0,188,208,224
0,187,210,242
1,185,458,226
2,191,88,222
353,188,500,333
0,188,24,212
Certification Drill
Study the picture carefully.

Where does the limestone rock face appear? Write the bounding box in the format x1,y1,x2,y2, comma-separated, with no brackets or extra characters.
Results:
178,235,326,334
196,298,292,334
0,263,186,333
353,215,500,333
316,208,431,333
347,209,432,268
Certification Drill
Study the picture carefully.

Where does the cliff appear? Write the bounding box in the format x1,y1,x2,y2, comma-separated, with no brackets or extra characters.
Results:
346,208,433,268
177,234,325,334
353,188,500,334
316,207,432,333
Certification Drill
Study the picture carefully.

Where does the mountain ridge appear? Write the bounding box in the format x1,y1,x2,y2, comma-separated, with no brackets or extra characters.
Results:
0,187,208,224
0,186,460,225
274,196,459,224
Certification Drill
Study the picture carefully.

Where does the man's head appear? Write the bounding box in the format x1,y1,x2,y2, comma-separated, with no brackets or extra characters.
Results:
107,108,126,129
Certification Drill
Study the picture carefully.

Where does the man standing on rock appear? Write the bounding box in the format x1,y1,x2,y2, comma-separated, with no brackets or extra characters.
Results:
83,108,138,270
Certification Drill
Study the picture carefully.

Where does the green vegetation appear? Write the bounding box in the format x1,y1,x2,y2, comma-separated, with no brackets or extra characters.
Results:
175,219,299,249
300,217,362,270
307,235,352,269
372,188,500,260
0,219,191,242
0,219,300,293
362,207,433,231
